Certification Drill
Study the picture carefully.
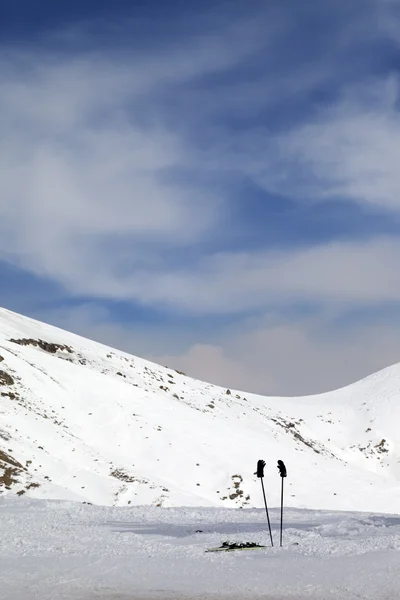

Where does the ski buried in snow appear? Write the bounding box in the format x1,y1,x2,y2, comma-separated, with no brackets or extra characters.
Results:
205,542,266,553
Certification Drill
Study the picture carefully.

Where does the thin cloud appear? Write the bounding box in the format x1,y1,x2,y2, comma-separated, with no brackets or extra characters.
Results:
97,237,400,314
152,317,400,395
12,235,400,315
2,22,400,311
36,302,400,395
0,54,225,282
268,77,400,211
0,9,279,295
2,0,400,399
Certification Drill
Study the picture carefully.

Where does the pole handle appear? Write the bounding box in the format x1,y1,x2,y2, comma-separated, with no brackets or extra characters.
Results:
277,460,287,477
256,459,266,478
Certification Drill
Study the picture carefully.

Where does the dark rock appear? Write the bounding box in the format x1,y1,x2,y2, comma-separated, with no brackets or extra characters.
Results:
9,338,73,354
0,371,14,386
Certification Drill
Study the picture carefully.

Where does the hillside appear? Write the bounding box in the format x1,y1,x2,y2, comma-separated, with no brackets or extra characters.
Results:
0,306,399,512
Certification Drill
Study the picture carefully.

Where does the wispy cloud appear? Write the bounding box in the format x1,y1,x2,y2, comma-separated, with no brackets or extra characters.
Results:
37,301,400,395
262,76,400,211
3,12,399,308
2,0,400,393
0,8,283,298
152,315,400,395
87,236,399,314
0,58,219,280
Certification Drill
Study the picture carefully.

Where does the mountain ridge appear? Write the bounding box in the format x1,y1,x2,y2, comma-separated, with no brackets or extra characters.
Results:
0,306,399,512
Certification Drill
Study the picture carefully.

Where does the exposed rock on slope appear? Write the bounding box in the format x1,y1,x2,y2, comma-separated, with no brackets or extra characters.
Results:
0,306,399,512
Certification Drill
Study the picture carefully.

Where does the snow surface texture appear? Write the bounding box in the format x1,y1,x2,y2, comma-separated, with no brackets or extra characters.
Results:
1,306,400,512
1,497,400,600
1,307,400,599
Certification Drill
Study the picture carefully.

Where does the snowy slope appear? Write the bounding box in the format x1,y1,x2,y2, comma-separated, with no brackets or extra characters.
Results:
0,306,400,512
2,498,400,600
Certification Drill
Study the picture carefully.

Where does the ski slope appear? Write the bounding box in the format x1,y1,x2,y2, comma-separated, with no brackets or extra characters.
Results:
0,306,400,512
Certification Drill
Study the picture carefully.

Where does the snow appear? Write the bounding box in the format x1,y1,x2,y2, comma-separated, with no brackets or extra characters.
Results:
1,497,400,599
1,306,400,513
1,306,400,597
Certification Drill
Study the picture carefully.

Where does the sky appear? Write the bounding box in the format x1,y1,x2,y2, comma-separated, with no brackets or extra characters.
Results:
1,0,400,395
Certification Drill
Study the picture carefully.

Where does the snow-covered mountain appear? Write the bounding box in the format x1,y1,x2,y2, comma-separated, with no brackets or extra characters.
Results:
0,306,399,512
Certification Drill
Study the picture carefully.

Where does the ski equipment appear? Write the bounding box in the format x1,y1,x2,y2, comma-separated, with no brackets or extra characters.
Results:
206,541,266,552
256,459,273,547
277,459,287,547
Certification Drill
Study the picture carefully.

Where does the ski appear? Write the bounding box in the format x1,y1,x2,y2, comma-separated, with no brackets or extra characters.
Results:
206,542,266,553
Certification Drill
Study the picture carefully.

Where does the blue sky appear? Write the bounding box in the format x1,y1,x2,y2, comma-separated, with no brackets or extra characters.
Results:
1,0,400,394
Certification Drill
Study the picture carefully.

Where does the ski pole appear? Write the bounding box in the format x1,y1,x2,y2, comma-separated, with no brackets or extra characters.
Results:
256,459,273,547
277,460,287,547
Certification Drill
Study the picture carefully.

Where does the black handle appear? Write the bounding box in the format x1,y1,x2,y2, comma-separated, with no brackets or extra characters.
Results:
256,459,266,478
277,460,287,477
